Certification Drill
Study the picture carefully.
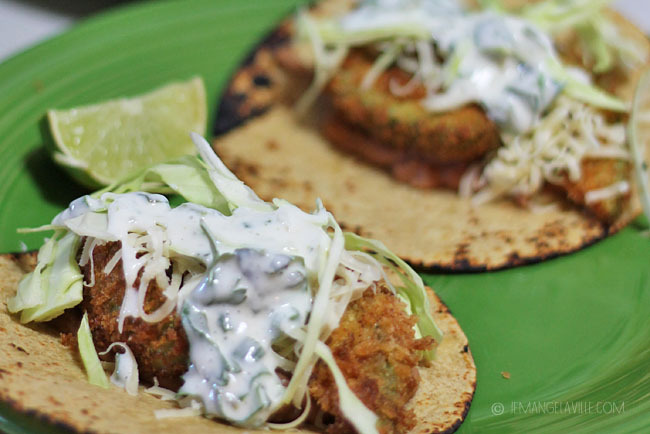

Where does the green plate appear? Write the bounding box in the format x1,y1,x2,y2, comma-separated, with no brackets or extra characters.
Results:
0,1,648,433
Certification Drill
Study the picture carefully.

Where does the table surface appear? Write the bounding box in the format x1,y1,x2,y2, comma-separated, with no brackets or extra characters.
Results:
0,0,649,63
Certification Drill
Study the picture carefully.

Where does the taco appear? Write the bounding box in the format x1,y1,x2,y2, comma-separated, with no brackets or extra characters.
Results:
0,134,476,434
213,0,650,270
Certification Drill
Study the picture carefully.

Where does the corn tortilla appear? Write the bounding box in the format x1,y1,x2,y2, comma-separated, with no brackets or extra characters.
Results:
0,252,476,433
213,5,650,271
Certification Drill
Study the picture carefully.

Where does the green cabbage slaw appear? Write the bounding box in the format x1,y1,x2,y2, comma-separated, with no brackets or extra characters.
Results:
297,0,642,116
8,134,441,434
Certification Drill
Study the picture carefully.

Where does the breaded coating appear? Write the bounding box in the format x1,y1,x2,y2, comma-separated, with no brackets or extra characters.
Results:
563,158,631,223
323,115,472,190
309,285,435,434
80,242,432,429
326,50,502,165
80,241,189,390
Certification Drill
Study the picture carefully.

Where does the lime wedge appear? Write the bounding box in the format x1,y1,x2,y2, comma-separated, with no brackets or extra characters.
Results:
47,76,207,188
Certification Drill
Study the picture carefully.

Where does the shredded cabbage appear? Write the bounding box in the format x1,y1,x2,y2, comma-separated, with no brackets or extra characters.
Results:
77,312,110,388
297,0,628,121
520,0,613,31
280,212,345,407
144,378,177,401
266,395,312,430
295,10,350,114
95,155,230,215
473,95,628,203
7,235,57,315
8,231,83,323
546,58,628,112
343,233,443,360
191,133,274,213
521,0,649,73
13,133,443,430
313,341,378,434
292,0,639,204
627,69,650,229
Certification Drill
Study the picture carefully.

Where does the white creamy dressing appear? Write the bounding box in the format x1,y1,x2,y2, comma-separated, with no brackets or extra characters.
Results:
99,342,140,396
52,191,337,426
180,249,311,425
54,193,331,288
338,0,567,133
329,0,632,205
120,288,140,326
17,134,429,434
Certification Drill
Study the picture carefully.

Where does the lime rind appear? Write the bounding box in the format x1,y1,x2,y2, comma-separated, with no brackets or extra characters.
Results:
52,151,89,170
47,76,207,188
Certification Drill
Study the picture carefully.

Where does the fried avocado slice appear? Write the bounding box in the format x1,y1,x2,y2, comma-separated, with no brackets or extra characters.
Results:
326,50,502,165
309,285,435,434
563,158,631,223
80,241,189,391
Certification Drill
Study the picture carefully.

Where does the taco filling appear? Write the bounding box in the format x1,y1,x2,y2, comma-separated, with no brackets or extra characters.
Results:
6,134,463,433
284,0,649,223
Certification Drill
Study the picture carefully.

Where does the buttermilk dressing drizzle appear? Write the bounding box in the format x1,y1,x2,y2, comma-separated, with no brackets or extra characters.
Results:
11,133,440,433
49,157,391,433
53,192,330,424
181,248,311,425
311,0,567,133
301,0,641,204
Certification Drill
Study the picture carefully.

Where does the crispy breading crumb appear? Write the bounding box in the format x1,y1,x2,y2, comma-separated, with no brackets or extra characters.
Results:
309,284,434,434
